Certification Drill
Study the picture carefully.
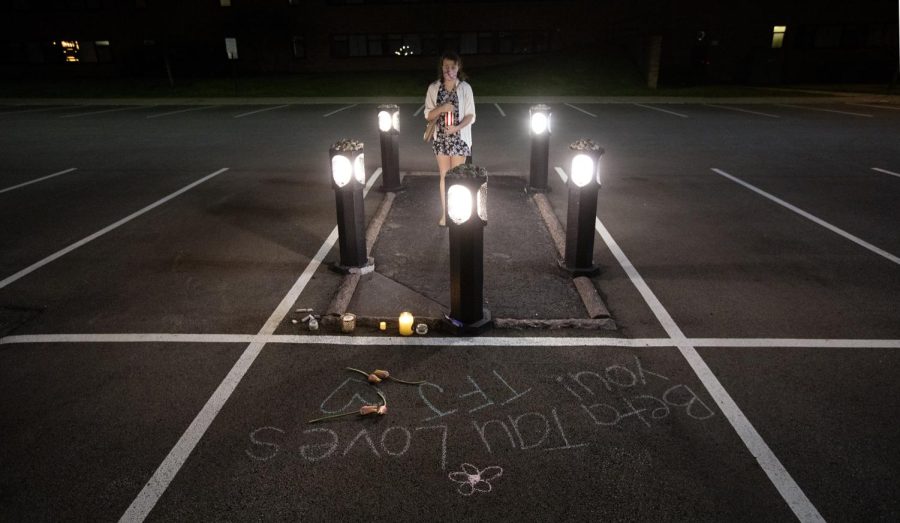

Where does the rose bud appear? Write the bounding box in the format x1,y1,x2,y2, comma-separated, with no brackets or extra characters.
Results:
359,405,379,415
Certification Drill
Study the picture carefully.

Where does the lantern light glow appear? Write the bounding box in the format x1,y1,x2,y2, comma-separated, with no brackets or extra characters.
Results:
447,185,473,224
571,154,594,187
332,155,352,187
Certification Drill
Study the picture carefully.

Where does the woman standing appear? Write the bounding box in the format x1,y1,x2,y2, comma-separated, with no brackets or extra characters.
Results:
424,52,476,227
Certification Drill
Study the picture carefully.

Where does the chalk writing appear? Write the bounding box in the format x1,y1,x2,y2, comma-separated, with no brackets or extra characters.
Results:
343,428,381,457
246,424,449,470
381,426,412,457
419,382,459,422
245,426,283,461
581,384,714,428
563,356,671,399
248,358,716,473
460,376,494,413
448,463,503,496
473,407,587,454
301,428,338,462
420,370,532,422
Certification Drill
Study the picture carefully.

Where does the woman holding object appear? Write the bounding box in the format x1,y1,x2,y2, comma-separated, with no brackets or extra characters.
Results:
424,51,476,227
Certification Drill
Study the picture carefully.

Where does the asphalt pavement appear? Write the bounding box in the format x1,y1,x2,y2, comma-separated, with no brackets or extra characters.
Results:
0,97,899,521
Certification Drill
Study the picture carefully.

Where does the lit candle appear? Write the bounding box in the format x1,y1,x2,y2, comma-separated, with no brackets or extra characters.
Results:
379,321,387,331
398,312,414,336
445,109,452,127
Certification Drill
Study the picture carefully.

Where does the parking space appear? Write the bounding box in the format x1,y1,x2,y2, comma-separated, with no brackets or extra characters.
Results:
142,343,795,521
0,342,246,521
1,96,898,520
699,346,900,521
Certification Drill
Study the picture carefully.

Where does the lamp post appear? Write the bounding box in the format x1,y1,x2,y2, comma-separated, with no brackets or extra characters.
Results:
377,104,404,192
528,104,551,192
444,164,492,335
562,139,605,276
329,139,369,272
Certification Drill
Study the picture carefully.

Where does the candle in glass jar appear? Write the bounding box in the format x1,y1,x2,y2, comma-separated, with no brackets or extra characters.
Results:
398,312,414,336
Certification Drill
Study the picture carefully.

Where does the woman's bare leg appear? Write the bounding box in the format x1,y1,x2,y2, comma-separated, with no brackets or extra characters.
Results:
436,155,452,225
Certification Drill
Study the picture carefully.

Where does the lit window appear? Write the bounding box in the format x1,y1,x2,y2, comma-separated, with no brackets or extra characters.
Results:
220,0,231,6
60,40,80,62
225,37,238,59
772,25,786,49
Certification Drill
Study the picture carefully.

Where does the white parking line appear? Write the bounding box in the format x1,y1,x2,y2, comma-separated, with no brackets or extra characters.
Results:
493,103,506,117
871,167,900,179
775,104,873,118
414,104,425,116
703,103,781,118
3,333,899,349
712,168,900,266
233,104,290,119
120,167,383,522
61,106,147,118
556,166,823,522
632,103,689,118
846,103,900,111
322,104,358,117
0,167,77,195
564,103,596,118
0,168,229,291
147,105,220,119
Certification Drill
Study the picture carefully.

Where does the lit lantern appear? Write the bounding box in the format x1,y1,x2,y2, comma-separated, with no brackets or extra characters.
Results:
444,164,491,335
563,138,605,275
528,104,552,192
377,104,404,192
329,139,368,271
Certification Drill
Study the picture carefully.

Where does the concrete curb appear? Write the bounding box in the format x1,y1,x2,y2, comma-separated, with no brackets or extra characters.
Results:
532,192,616,326
324,192,395,320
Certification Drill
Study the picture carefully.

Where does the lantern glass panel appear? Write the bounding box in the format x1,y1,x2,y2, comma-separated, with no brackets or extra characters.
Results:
571,154,594,187
378,111,391,132
447,185,473,224
332,155,352,187
531,112,548,134
477,183,487,221
353,153,366,184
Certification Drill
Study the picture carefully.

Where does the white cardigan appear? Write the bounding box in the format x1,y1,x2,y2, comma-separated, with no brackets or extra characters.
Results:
424,80,476,149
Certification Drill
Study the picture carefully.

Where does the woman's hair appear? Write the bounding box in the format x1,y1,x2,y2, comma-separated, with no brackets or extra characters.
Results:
436,51,468,82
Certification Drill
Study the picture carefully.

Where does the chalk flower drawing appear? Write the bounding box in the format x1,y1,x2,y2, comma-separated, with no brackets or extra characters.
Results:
448,463,503,496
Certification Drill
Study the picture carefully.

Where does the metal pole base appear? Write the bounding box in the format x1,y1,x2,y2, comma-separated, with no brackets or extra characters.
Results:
442,309,492,336
377,182,407,193
558,258,600,277
329,257,375,275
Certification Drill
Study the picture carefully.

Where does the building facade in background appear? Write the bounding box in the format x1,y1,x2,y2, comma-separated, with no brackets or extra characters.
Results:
0,0,896,85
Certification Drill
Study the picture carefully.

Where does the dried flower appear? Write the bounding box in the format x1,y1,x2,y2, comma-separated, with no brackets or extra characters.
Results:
346,367,424,386
377,405,388,415
359,405,379,415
